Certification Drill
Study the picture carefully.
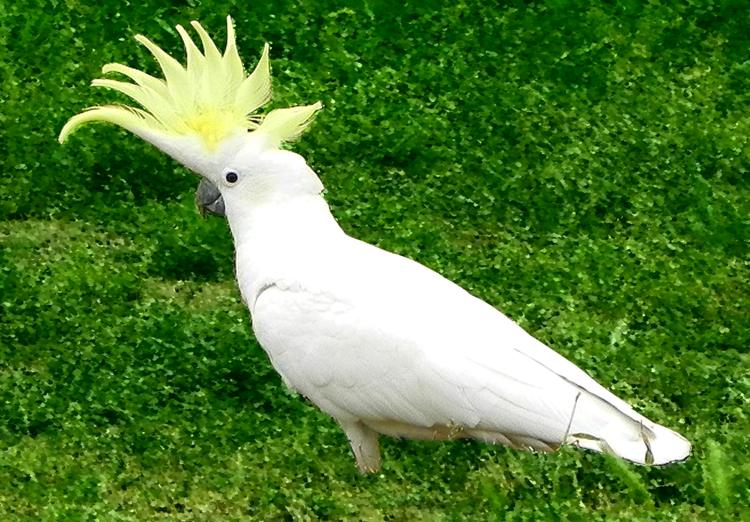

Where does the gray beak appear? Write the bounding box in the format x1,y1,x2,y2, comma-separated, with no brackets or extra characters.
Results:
195,179,225,217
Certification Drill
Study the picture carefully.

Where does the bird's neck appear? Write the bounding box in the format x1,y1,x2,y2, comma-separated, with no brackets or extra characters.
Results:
224,193,345,309
226,193,342,244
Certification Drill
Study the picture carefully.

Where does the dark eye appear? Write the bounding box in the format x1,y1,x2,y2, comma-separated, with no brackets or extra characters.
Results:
225,171,239,183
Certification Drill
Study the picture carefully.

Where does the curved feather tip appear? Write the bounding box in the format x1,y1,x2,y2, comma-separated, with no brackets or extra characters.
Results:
59,16,322,150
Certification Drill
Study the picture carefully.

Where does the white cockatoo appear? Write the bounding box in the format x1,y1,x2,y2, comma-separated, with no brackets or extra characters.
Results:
59,17,690,472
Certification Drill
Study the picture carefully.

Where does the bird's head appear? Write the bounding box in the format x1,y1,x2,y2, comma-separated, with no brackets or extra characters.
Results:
59,16,323,217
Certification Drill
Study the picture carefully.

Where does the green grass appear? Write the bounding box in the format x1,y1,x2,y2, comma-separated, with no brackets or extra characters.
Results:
2,0,749,519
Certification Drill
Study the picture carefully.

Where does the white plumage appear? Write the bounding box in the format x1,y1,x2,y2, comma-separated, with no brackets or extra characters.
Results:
230,180,690,472
59,16,691,472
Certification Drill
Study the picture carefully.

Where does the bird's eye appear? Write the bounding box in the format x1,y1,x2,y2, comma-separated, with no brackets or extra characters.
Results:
225,171,239,183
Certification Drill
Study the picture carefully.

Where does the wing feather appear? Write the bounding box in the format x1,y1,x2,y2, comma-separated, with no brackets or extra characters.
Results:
249,236,690,463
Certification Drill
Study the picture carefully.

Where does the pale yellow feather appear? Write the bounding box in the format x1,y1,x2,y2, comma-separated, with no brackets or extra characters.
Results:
59,16,322,150
236,43,271,115
100,63,166,94
259,103,324,148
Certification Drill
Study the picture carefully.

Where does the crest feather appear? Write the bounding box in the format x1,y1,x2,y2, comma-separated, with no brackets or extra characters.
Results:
259,103,324,147
59,16,321,149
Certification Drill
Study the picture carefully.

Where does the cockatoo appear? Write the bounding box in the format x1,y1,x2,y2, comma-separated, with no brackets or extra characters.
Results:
59,17,691,472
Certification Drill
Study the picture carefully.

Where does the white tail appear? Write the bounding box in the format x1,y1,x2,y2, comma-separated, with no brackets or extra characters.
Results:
566,390,691,465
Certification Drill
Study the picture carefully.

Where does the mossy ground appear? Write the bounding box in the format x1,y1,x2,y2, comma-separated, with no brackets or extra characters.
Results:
1,1,748,520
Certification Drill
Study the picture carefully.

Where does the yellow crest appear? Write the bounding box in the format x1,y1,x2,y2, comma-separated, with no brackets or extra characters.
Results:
59,16,322,150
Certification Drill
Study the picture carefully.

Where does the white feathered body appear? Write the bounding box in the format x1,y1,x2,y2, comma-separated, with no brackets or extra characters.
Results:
227,193,690,470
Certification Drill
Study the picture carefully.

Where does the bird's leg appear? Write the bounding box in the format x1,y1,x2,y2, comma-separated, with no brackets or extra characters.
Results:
340,420,381,474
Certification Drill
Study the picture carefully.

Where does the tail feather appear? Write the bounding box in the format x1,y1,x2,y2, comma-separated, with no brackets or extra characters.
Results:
566,390,691,465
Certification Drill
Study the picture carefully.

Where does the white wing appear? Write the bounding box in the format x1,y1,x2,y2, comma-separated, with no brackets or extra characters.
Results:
250,236,690,469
